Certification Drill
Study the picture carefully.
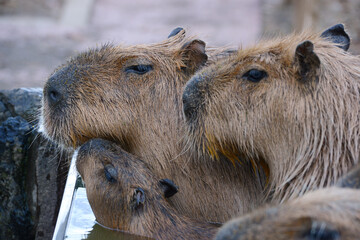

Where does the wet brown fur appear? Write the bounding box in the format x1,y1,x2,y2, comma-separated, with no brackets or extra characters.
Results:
76,138,218,240
184,28,360,203
215,164,360,240
40,30,264,222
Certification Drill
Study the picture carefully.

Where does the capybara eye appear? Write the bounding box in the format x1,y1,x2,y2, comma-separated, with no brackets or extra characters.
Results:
301,221,340,240
242,69,268,83
125,65,153,75
104,164,118,183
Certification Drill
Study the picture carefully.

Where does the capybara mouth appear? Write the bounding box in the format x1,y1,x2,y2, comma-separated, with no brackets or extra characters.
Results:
40,102,89,148
204,133,269,182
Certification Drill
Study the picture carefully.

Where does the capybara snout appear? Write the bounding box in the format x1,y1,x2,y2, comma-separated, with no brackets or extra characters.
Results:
76,138,160,229
182,73,207,121
77,138,150,189
43,65,77,108
40,29,208,149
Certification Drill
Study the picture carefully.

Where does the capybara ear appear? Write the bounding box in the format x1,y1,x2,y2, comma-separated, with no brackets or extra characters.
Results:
336,164,360,189
168,27,184,38
159,178,179,198
294,40,320,83
320,24,350,51
179,39,208,75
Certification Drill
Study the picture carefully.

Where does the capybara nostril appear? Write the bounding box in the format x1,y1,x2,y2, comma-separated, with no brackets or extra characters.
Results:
104,164,118,183
46,87,62,106
182,74,206,121
44,66,75,108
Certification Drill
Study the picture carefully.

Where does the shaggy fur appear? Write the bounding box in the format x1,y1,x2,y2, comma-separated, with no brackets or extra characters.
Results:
40,30,265,222
183,25,360,203
216,188,360,240
215,164,360,240
76,138,218,239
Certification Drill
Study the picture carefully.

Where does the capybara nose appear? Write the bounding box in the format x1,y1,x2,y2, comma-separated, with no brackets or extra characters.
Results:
46,87,62,106
44,66,74,107
182,74,205,121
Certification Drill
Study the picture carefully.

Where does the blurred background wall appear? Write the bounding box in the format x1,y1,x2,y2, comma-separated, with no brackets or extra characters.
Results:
0,0,359,89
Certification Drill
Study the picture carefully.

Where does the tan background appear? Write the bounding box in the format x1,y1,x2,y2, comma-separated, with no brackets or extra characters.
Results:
0,0,359,89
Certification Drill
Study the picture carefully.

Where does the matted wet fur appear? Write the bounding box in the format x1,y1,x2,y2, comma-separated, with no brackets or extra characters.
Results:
76,138,218,240
40,29,265,222
183,24,360,203
215,164,360,240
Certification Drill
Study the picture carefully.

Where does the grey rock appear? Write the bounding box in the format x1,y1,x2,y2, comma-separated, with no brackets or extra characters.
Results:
0,88,72,240
0,116,34,240
0,88,43,122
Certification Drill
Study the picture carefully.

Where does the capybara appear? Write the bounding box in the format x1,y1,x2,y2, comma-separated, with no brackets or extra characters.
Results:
76,138,218,240
215,164,360,240
40,29,265,222
216,188,360,240
183,24,360,202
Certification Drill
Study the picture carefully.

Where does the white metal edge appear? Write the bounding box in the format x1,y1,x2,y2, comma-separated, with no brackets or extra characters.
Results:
52,150,79,240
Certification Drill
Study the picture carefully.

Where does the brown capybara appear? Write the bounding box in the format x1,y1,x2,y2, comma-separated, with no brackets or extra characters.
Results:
215,188,360,240
40,29,265,222
76,138,218,240
183,24,360,203
215,164,360,240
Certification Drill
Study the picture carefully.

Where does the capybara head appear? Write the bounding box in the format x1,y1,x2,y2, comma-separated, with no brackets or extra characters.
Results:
215,164,360,240
76,139,178,230
183,24,360,201
76,138,217,239
40,29,207,149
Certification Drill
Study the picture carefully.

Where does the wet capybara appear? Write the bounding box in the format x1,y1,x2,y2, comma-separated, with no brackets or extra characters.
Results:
215,164,360,240
40,29,265,222
76,138,218,240
183,24,360,203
